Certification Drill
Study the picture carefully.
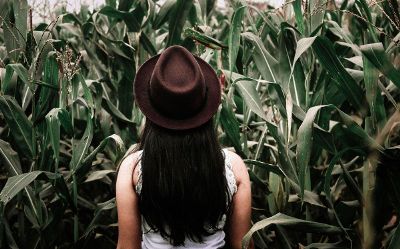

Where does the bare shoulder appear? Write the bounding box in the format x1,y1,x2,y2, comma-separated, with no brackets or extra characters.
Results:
225,150,249,185
117,151,142,188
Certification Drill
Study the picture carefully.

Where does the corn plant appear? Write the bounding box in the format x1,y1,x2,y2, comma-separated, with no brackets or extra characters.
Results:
0,0,400,248
220,1,400,248
0,0,129,248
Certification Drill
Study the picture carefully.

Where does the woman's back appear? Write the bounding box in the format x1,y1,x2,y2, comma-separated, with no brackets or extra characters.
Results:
135,120,231,246
117,146,252,249
118,147,251,249
134,148,237,248
116,45,253,249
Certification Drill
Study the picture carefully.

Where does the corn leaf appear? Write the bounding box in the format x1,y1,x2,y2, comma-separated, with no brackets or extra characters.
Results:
242,32,278,83
0,139,22,176
70,113,93,171
0,96,33,159
242,213,343,248
166,0,193,46
228,5,246,76
312,37,366,114
0,171,58,206
361,43,400,89
388,224,400,249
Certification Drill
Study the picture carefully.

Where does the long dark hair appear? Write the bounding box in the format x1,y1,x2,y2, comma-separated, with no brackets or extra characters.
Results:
137,118,230,246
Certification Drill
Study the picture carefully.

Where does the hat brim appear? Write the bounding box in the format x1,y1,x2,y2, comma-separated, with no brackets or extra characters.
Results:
134,53,221,130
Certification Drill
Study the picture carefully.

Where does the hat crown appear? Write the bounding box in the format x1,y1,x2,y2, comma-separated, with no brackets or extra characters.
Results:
149,46,207,119
134,45,221,130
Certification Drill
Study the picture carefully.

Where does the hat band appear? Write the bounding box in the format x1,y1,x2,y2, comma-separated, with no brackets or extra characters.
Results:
148,86,208,120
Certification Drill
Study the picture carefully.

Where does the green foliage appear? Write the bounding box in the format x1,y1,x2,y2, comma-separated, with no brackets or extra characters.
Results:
0,0,400,248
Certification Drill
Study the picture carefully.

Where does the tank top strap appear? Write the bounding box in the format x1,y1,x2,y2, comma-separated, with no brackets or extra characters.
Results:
135,151,143,194
222,148,238,197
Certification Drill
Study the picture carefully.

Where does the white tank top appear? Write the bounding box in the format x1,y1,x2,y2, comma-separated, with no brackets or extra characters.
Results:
134,149,237,249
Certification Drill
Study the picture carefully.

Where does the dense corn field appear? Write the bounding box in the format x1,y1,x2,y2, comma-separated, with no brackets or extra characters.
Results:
0,0,400,248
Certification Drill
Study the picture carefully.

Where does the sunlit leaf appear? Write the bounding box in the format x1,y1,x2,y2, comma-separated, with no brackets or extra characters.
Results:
0,171,57,205
242,213,343,248
242,32,278,83
361,43,400,89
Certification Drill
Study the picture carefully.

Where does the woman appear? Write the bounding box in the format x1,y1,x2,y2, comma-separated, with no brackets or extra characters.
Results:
116,45,252,249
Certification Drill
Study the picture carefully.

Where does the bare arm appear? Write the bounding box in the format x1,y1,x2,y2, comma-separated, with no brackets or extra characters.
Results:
116,153,141,249
227,151,254,249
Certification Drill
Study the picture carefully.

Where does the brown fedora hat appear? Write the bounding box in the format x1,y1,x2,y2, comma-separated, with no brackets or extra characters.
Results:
134,45,221,130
